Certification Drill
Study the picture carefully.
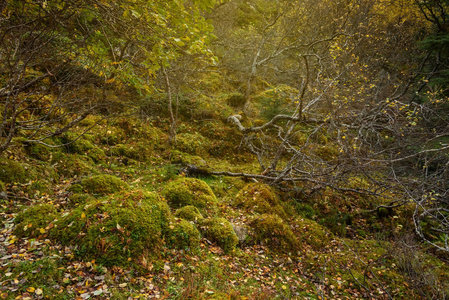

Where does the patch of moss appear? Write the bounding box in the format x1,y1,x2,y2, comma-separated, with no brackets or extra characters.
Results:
51,190,171,266
0,180,5,192
174,205,204,222
110,142,152,161
166,219,201,251
165,150,207,166
53,153,96,178
87,147,106,163
200,217,238,253
60,132,94,154
175,132,209,156
68,193,96,206
0,158,27,183
234,183,286,218
24,142,51,161
249,214,297,253
163,177,217,211
291,217,333,250
14,203,57,238
81,174,128,196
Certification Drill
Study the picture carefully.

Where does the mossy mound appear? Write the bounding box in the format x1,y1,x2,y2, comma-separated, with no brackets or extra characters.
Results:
166,219,201,251
292,217,334,250
81,174,128,196
174,205,204,222
68,193,96,206
110,142,152,161
0,180,5,192
14,204,57,238
163,177,217,211
200,217,238,253
24,142,51,161
51,190,171,266
249,214,298,253
0,158,27,184
175,132,209,156
60,132,94,154
87,147,106,163
53,153,96,178
234,183,286,218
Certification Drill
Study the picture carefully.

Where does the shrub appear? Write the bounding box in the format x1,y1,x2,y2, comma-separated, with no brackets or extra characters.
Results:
200,217,239,253
81,174,128,196
14,204,57,238
166,219,201,251
162,177,217,211
174,205,204,222
234,183,286,218
0,158,27,183
51,190,171,266
249,214,297,253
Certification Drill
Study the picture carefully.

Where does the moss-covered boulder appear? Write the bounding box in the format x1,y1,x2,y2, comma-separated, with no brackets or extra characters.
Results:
291,217,333,250
51,190,171,266
110,142,152,161
14,204,57,238
53,153,96,178
249,214,297,253
81,174,128,196
0,158,27,183
200,217,238,253
68,193,96,206
24,142,51,161
87,147,106,163
234,183,286,218
174,205,204,222
61,132,94,154
166,219,201,251
163,177,217,211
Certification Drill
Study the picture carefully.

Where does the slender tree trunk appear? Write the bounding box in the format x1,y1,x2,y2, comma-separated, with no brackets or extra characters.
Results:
162,65,176,143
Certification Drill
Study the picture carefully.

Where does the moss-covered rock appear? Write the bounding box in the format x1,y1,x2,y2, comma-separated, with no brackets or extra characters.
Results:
68,193,96,206
200,217,238,253
175,132,209,156
234,183,286,218
51,190,171,266
87,147,106,163
53,153,96,178
61,132,94,154
14,204,57,238
0,158,27,184
24,142,51,161
249,214,297,253
174,205,204,222
81,174,128,196
166,219,201,251
110,142,152,161
163,177,217,211
291,217,333,250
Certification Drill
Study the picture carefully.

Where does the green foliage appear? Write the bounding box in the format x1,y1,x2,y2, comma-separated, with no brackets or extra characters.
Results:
14,204,57,238
81,174,128,196
249,214,297,253
162,177,217,211
0,158,27,183
234,183,286,218
201,217,239,253
51,190,171,266
253,85,297,121
174,205,204,222
166,219,201,251
0,180,5,192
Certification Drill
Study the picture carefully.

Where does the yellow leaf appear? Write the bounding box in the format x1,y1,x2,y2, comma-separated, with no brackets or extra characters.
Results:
282,285,287,290
81,213,86,219
39,228,46,234
27,287,35,293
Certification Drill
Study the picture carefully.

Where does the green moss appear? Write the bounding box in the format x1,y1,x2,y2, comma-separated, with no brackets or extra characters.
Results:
53,153,96,178
68,193,96,206
51,190,171,266
14,203,57,238
81,174,128,196
60,132,94,154
110,142,152,161
0,180,5,192
234,183,286,218
162,177,217,211
0,158,27,183
291,217,333,250
166,219,201,251
174,205,204,222
175,132,209,156
201,217,238,253
165,150,207,166
24,142,51,161
249,214,297,253
87,147,106,163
